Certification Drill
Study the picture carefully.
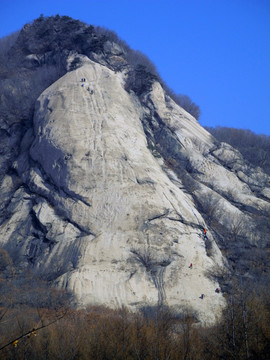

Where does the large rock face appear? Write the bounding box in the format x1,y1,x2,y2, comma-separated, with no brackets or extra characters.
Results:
1,27,270,324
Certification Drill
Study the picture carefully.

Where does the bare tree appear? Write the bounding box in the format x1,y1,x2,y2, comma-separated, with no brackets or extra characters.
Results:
206,126,270,175
229,215,246,242
196,191,221,226
173,94,201,120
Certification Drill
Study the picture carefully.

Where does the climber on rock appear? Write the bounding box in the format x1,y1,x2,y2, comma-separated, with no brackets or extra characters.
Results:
200,294,204,299
189,263,193,269
203,228,208,240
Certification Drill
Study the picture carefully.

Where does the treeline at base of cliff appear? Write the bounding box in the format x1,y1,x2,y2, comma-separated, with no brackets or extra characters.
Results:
1,248,270,360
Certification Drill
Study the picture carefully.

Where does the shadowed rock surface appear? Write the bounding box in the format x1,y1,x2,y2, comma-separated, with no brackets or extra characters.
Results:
0,16,269,324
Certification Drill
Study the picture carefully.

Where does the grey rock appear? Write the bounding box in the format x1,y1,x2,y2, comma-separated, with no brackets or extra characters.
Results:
1,55,269,325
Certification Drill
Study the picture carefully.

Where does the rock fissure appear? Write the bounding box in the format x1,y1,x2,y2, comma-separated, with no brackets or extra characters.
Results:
1,22,269,323
130,248,171,306
147,210,170,222
151,266,166,306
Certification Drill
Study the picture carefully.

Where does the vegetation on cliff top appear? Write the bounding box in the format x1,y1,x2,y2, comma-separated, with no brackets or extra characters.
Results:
0,14,200,120
206,126,270,175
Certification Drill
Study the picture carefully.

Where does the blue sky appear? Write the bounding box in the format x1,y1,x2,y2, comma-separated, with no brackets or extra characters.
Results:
1,0,270,135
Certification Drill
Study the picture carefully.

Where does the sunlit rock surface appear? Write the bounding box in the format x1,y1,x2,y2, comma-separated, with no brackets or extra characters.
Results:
1,55,270,324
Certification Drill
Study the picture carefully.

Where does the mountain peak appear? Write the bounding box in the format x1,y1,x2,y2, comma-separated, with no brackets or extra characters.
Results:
0,17,269,324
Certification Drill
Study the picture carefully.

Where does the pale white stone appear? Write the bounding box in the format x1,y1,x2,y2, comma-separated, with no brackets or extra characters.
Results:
27,61,226,323
1,58,269,325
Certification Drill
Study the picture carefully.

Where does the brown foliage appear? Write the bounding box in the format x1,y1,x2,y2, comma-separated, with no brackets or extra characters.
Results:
0,292,269,359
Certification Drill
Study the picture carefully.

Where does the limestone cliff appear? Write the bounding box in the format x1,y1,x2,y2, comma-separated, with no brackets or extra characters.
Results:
1,16,270,324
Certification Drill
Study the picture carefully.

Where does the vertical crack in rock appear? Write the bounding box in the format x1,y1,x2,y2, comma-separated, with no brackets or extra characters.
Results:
130,247,171,306
150,264,168,306
2,42,270,324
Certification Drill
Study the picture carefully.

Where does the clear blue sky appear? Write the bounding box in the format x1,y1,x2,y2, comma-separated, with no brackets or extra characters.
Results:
1,0,270,135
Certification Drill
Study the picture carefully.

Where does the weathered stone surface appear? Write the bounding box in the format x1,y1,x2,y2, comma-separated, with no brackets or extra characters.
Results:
1,53,270,324
142,81,270,243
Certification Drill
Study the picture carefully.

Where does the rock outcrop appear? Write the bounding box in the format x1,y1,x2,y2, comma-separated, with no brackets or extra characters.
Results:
1,17,270,324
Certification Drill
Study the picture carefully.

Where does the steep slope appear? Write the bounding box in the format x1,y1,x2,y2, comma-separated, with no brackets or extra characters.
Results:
1,57,226,323
142,83,270,278
1,17,270,324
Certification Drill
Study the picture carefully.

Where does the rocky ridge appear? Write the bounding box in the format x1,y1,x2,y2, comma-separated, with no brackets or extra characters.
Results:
0,16,270,324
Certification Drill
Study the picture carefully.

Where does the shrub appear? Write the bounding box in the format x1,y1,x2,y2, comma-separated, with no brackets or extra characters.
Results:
0,31,19,70
69,56,81,71
206,126,270,174
125,64,158,96
172,94,201,120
